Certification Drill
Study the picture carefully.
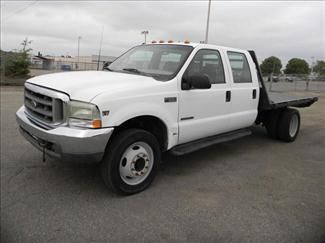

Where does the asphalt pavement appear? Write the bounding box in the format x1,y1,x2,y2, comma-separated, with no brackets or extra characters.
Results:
1,86,324,243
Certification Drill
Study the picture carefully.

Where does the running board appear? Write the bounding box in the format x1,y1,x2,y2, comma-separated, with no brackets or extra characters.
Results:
170,128,252,156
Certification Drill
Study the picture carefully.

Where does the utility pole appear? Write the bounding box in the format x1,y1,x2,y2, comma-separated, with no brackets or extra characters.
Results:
269,62,275,91
307,56,315,90
205,0,212,44
141,30,149,44
311,56,315,74
77,36,81,70
21,37,32,52
97,26,104,71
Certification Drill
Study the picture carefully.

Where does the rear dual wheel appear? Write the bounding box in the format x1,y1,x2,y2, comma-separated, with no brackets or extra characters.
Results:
277,108,300,142
265,110,281,139
265,108,300,142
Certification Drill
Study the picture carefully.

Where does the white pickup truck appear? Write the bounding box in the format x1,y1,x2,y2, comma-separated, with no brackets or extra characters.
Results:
16,43,317,194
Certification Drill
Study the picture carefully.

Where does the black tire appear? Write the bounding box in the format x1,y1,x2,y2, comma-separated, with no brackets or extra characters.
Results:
265,110,281,139
277,108,300,142
101,129,161,195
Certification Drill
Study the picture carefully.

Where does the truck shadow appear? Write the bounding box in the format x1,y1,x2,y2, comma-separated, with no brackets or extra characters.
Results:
28,126,273,197
159,126,273,178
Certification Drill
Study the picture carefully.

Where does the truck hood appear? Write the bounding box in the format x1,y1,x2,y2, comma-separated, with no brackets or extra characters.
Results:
26,71,159,101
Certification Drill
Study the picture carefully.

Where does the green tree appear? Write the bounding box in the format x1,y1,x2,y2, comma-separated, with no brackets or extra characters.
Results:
284,58,310,74
4,38,32,77
260,56,282,75
312,60,325,75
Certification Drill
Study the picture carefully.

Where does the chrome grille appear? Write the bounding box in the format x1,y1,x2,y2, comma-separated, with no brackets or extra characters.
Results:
24,86,64,124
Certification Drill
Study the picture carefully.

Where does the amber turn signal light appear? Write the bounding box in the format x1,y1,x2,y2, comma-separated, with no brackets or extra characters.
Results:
92,119,102,128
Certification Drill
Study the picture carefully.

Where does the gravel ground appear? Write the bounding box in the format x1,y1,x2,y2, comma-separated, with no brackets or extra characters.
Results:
1,86,324,243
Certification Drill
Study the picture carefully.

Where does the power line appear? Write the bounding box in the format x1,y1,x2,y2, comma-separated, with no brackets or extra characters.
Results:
4,0,39,21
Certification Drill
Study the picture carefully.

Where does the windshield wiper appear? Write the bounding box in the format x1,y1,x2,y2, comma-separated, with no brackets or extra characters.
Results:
122,68,141,74
121,68,154,78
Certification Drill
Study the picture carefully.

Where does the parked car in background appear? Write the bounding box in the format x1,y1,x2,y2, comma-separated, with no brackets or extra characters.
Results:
61,64,72,71
285,75,297,82
267,75,279,82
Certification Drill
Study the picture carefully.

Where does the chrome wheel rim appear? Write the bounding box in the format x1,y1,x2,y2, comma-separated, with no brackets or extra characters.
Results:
289,114,299,137
119,142,154,186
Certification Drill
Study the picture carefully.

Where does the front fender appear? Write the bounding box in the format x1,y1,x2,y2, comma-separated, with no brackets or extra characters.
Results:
97,97,179,150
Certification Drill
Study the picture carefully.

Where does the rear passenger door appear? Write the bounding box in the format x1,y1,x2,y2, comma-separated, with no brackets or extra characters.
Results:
226,51,259,130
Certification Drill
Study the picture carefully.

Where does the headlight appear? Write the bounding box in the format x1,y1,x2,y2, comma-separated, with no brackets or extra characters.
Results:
67,101,102,128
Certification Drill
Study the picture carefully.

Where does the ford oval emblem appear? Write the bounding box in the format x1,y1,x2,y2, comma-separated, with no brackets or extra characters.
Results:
31,100,38,108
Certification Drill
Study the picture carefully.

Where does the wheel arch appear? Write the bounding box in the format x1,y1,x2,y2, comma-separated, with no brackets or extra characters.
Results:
110,115,169,151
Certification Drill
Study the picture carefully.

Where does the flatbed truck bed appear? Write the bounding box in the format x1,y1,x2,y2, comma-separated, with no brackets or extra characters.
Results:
248,50,318,112
267,93,318,109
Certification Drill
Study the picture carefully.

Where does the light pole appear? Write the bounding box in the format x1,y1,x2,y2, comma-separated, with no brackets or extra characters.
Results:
77,36,81,70
141,30,149,44
311,56,315,74
97,27,104,71
205,0,212,44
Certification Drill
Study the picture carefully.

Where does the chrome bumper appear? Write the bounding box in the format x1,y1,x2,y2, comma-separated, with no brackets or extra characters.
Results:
16,106,113,162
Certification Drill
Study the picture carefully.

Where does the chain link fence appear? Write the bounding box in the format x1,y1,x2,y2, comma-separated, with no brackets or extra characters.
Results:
263,74,325,92
30,61,105,71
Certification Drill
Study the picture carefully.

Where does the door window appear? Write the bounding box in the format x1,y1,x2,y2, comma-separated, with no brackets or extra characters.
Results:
227,52,252,83
184,49,225,84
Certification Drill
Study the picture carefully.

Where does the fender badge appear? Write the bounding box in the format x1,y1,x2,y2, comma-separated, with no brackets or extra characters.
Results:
102,110,110,116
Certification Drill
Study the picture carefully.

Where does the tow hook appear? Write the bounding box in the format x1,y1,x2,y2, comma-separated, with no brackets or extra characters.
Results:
38,141,51,163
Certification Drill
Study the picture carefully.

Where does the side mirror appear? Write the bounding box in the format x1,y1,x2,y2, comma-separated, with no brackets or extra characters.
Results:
102,62,109,70
182,74,211,90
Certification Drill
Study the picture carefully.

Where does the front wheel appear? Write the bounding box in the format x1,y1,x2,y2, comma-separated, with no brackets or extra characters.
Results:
101,129,161,195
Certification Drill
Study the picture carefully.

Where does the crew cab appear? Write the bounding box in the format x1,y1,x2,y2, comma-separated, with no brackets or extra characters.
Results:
16,43,318,194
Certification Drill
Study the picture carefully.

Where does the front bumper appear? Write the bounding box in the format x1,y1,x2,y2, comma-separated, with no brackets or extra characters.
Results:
16,106,114,162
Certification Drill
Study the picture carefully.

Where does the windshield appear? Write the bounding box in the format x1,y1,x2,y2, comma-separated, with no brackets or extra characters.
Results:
108,44,194,81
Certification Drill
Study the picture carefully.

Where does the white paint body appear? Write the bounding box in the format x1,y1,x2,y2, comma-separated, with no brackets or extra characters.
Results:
26,43,260,150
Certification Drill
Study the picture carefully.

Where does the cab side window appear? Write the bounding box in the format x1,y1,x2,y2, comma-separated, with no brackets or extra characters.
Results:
185,49,225,84
227,52,252,83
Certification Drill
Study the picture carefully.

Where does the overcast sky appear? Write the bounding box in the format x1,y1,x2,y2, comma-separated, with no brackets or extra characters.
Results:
1,1,324,65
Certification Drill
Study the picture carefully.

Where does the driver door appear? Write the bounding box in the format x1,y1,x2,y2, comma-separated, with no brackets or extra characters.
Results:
178,48,231,144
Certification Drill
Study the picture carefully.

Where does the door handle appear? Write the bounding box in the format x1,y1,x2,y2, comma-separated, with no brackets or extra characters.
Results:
252,89,257,99
226,90,231,102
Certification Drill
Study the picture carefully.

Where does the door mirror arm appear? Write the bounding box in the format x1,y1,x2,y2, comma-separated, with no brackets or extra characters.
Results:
181,77,192,90
182,74,211,90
